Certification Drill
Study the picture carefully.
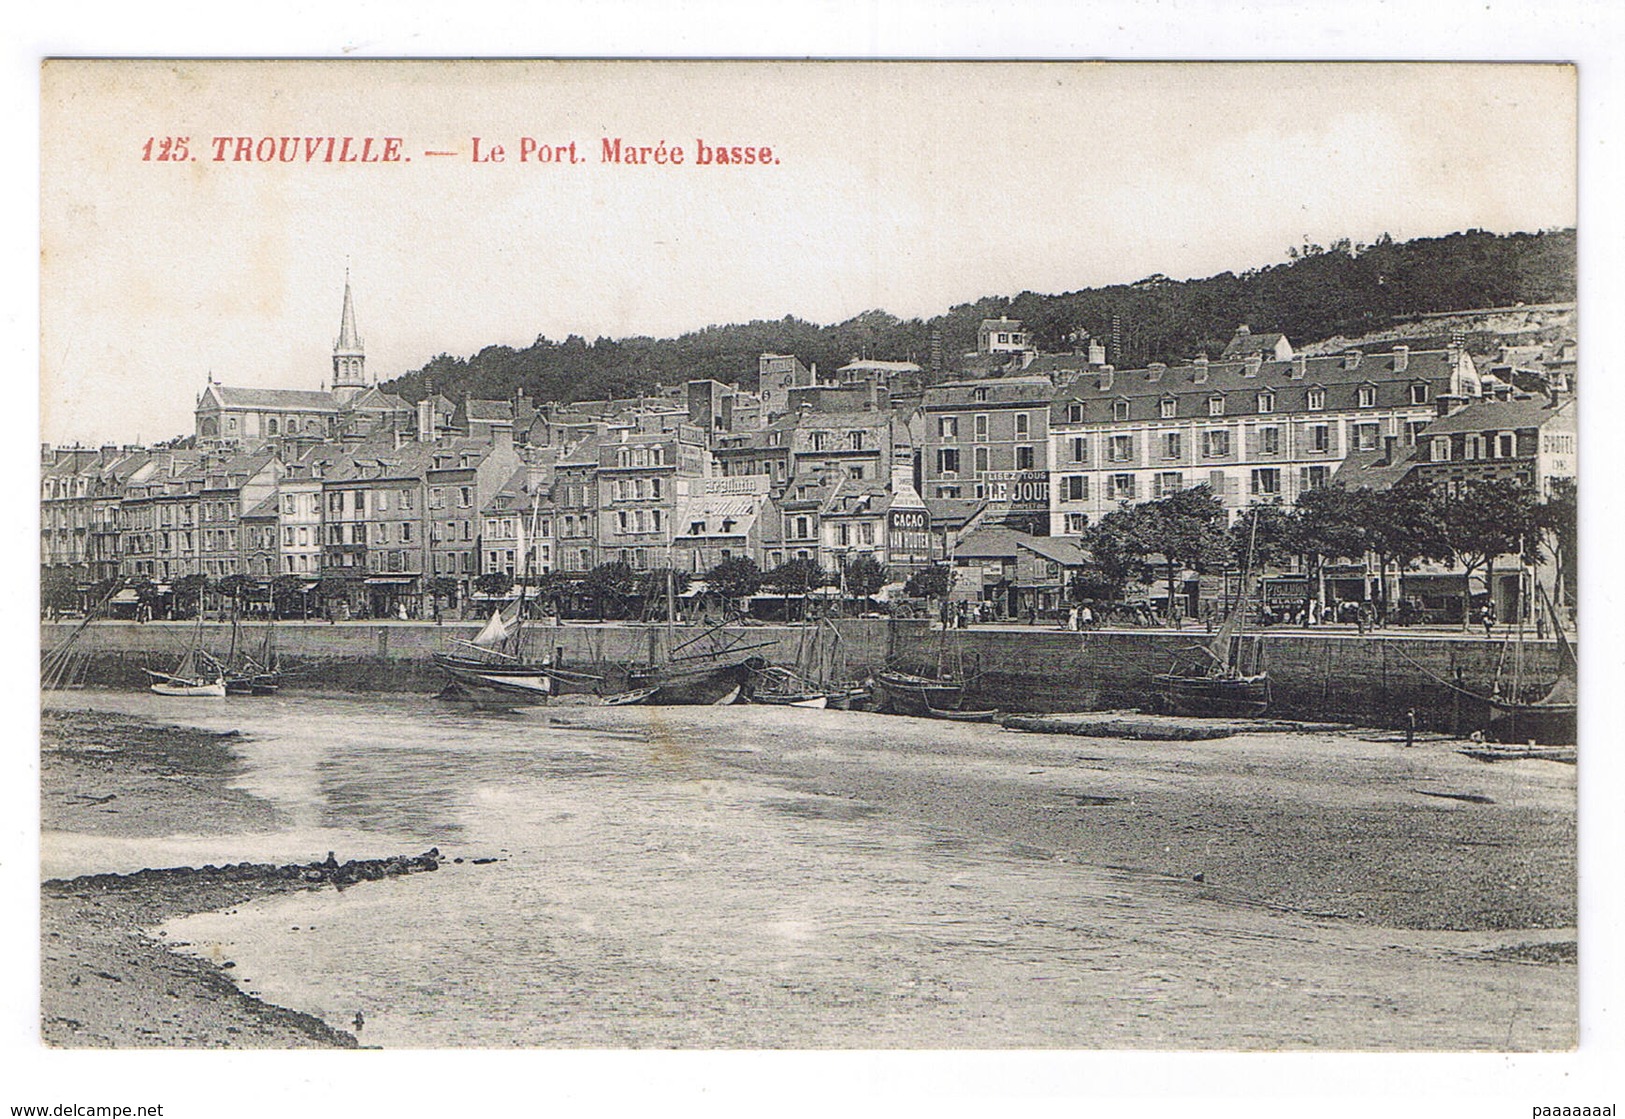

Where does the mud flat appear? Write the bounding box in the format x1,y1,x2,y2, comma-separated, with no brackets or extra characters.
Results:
39,710,440,1048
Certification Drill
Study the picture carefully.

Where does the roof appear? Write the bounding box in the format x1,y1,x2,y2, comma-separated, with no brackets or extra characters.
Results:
1333,445,1421,491
821,479,894,518
924,375,1058,409
836,359,922,373
1219,325,1289,360
674,494,764,538
953,526,1031,560
923,497,987,528
1051,347,1469,425
242,494,280,520
202,385,339,411
979,318,1024,331
347,387,412,413
464,399,514,423
1416,395,1572,437
1016,536,1090,566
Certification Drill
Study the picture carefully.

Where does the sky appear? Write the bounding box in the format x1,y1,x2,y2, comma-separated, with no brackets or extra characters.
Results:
40,60,1577,446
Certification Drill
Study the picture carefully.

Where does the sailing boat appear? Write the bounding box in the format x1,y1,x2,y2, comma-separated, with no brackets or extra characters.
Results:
742,617,831,707
872,618,990,718
433,500,604,702
623,568,770,704
148,605,227,697
1485,581,1577,745
224,587,281,695
1152,520,1270,717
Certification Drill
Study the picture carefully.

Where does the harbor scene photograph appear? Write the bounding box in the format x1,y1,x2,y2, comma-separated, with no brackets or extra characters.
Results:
16,41,1615,1116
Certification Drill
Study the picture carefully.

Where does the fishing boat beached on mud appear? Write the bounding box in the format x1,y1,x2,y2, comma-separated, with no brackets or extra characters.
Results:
148,612,226,697
1484,582,1577,746
1153,517,1270,718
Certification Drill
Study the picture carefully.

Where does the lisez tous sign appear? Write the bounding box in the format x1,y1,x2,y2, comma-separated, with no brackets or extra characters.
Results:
982,471,1050,510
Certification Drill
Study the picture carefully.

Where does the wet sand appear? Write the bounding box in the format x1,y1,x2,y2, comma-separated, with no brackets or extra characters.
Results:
41,711,420,1048
39,703,1576,1048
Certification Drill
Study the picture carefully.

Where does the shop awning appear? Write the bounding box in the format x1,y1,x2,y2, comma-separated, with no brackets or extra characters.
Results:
679,580,709,598
110,589,139,604
364,576,418,585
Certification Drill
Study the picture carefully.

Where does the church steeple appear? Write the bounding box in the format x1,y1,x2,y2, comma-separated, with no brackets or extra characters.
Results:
332,271,366,402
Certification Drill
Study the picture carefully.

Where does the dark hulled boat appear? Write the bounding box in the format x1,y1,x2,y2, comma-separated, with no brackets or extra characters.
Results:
1484,583,1577,746
871,669,965,717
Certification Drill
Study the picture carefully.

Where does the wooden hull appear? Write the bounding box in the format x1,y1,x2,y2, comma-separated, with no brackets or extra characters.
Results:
1486,702,1577,746
924,706,998,723
872,672,965,717
226,674,281,696
150,676,226,698
626,660,754,705
752,692,829,708
1152,672,1270,717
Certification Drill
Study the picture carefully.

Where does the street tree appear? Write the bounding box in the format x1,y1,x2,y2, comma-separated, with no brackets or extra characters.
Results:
1362,477,1451,618
842,555,887,600
1135,484,1232,624
1536,478,1577,607
705,556,762,607
581,561,635,620
1435,476,1540,629
473,572,515,599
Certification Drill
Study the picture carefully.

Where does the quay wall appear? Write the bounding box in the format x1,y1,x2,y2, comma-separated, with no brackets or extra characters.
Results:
43,620,1569,732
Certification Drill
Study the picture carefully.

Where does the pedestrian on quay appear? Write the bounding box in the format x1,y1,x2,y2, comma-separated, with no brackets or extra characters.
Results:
1405,708,1416,749
1065,604,1078,631
1481,603,1495,637
1079,604,1093,630
1356,605,1368,635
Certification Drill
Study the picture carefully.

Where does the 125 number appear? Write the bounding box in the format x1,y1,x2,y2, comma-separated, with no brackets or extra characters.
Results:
141,136,190,161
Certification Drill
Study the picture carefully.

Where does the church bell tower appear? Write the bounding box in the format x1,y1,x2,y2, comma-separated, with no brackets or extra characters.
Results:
332,272,366,403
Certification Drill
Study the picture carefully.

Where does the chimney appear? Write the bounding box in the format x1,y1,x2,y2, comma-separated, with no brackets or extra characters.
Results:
1344,349,1362,370
1393,345,1409,372
41,443,55,466
1381,434,1398,465
1243,353,1262,377
1193,356,1209,384
1291,353,1308,379
1146,362,1166,382
1098,366,1115,392
492,422,514,452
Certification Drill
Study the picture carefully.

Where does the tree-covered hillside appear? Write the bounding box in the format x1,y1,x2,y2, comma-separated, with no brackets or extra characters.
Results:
381,228,1575,405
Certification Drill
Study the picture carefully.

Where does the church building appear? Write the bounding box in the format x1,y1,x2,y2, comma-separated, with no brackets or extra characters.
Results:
194,276,412,450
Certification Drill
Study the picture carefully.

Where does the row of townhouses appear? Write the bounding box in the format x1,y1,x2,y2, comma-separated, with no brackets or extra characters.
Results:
41,285,1576,621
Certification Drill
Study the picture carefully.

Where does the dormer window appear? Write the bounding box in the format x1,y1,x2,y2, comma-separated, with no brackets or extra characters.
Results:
1065,403,1083,423
972,387,988,402
1208,396,1225,417
1257,391,1275,414
1358,385,1377,408
1113,399,1130,421
1410,383,1429,405
1307,387,1326,411
1160,398,1177,419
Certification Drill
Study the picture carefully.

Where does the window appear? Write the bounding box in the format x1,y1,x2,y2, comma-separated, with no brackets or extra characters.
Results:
1307,388,1326,411
937,417,959,439
1064,513,1089,533
1410,383,1429,405
1432,436,1452,462
973,387,988,402
1497,432,1517,458
1354,423,1379,451
1015,445,1035,470
973,446,990,473
1260,427,1281,455
1208,396,1225,417
936,448,961,475
1301,465,1331,491
1257,391,1275,414
1113,400,1130,421
937,485,961,498
1161,432,1182,459
402,490,414,510
974,414,989,441
848,431,865,451
376,491,389,512
848,465,865,479
1160,398,1177,418
1309,424,1330,453
1015,413,1030,438
1405,420,1428,446
1065,403,1083,423
1358,385,1377,408
1062,475,1088,501
1108,474,1137,501
1202,429,1231,457
1108,434,1133,462
1154,472,1183,497
1250,468,1282,496
810,431,828,451
1069,437,1088,464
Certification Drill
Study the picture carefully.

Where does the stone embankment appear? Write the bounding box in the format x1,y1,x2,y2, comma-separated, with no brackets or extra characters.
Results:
42,618,1572,732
